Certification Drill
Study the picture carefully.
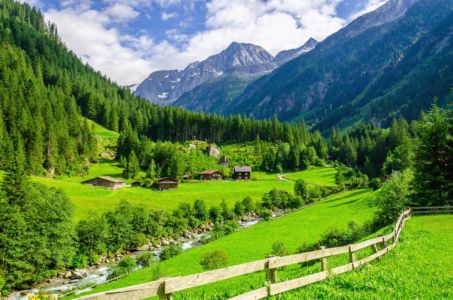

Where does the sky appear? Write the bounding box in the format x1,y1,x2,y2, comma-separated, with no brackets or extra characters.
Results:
21,0,387,86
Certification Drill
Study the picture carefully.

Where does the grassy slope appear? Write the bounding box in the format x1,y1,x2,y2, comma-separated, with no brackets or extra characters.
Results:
284,168,337,186
276,215,453,299
72,188,377,298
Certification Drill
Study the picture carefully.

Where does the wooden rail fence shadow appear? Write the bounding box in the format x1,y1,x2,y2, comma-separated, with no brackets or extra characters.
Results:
75,206,452,300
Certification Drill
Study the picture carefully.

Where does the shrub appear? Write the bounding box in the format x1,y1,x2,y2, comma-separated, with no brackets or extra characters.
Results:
136,252,155,268
242,196,255,213
71,253,88,269
159,244,182,261
369,178,382,191
200,250,228,270
294,180,309,200
259,209,272,221
130,233,148,250
374,170,413,226
211,220,239,240
108,256,137,279
269,241,289,257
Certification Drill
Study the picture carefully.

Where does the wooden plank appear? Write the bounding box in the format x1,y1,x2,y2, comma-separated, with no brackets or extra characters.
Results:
350,236,383,252
77,280,164,300
269,271,328,295
228,287,268,300
164,259,268,293
268,245,349,269
383,231,395,242
330,263,353,275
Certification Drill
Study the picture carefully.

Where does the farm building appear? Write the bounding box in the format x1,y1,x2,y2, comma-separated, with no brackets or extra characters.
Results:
233,166,252,180
199,170,222,180
82,176,125,190
156,177,179,190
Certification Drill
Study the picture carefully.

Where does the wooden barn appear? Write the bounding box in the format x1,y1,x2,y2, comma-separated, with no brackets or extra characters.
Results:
156,177,179,190
199,170,222,180
233,166,252,180
82,176,125,190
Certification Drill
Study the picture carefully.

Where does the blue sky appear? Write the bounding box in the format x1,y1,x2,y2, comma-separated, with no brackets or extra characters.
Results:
23,0,387,85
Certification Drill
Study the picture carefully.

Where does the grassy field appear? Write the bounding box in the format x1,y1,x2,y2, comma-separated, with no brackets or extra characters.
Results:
31,160,338,221
284,167,337,186
71,188,377,299
276,214,453,299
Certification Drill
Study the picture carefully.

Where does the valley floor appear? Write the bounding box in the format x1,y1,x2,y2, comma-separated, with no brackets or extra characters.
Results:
30,161,336,221
70,188,376,299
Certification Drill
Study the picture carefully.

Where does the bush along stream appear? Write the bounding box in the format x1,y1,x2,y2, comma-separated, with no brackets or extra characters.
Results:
11,183,344,299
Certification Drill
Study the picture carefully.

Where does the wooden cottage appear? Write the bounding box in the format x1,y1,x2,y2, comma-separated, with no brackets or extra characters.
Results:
233,166,252,180
199,170,222,180
82,176,125,190
156,177,179,191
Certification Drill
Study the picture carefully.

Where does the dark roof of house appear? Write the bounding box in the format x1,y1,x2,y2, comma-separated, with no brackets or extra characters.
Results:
233,166,252,172
98,176,124,183
200,170,220,175
156,177,179,184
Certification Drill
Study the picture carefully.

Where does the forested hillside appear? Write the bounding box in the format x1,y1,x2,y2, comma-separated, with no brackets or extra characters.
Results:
0,0,319,176
228,0,453,130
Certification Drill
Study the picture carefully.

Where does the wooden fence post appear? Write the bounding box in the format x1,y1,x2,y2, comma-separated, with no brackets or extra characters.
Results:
320,246,328,272
158,280,173,300
266,257,278,284
348,245,356,268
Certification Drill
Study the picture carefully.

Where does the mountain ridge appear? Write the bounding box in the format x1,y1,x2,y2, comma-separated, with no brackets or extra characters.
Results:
135,39,318,105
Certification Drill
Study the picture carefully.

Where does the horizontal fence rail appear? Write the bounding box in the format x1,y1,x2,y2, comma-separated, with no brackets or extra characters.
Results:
75,207,451,300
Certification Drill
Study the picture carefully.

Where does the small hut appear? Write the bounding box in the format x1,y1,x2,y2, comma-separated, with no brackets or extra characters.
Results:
199,170,222,180
156,177,179,191
82,176,125,190
233,166,252,180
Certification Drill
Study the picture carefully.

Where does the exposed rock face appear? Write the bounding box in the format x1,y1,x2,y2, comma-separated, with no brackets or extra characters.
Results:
135,39,318,106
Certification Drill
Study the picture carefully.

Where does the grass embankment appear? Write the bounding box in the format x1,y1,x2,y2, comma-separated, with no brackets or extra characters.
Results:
276,215,453,299
71,188,377,299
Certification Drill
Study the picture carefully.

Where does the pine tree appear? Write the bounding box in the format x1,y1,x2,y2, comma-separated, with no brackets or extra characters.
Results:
123,151,140,179
412,104,452,206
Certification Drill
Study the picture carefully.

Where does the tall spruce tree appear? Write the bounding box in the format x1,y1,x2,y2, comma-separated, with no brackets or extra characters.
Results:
412,104,452,206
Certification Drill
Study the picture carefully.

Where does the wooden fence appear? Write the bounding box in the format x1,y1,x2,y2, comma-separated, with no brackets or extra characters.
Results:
75,207,446,300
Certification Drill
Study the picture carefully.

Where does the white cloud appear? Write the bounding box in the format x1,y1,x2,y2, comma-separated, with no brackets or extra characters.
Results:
46,8,153,85
161,11,176,20
105,3,140,22
43,0,387,86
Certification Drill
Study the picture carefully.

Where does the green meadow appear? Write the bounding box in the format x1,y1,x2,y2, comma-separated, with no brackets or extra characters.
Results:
284,167,337,186
276,215,453,299
30,160,338,221
71,188,377,299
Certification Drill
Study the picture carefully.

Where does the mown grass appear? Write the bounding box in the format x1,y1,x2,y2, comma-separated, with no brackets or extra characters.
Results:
70,189,377,299
31,161,337,221
284,167,337,186
275,215,453,299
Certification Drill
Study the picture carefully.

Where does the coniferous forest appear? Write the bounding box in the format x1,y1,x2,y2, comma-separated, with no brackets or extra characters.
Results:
0,0,452,296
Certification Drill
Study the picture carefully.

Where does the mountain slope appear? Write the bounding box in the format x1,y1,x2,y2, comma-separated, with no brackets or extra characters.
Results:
173,73,262,113
171,39,318,112
135,42,275,104
136,39,318,106
228,0,453,130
